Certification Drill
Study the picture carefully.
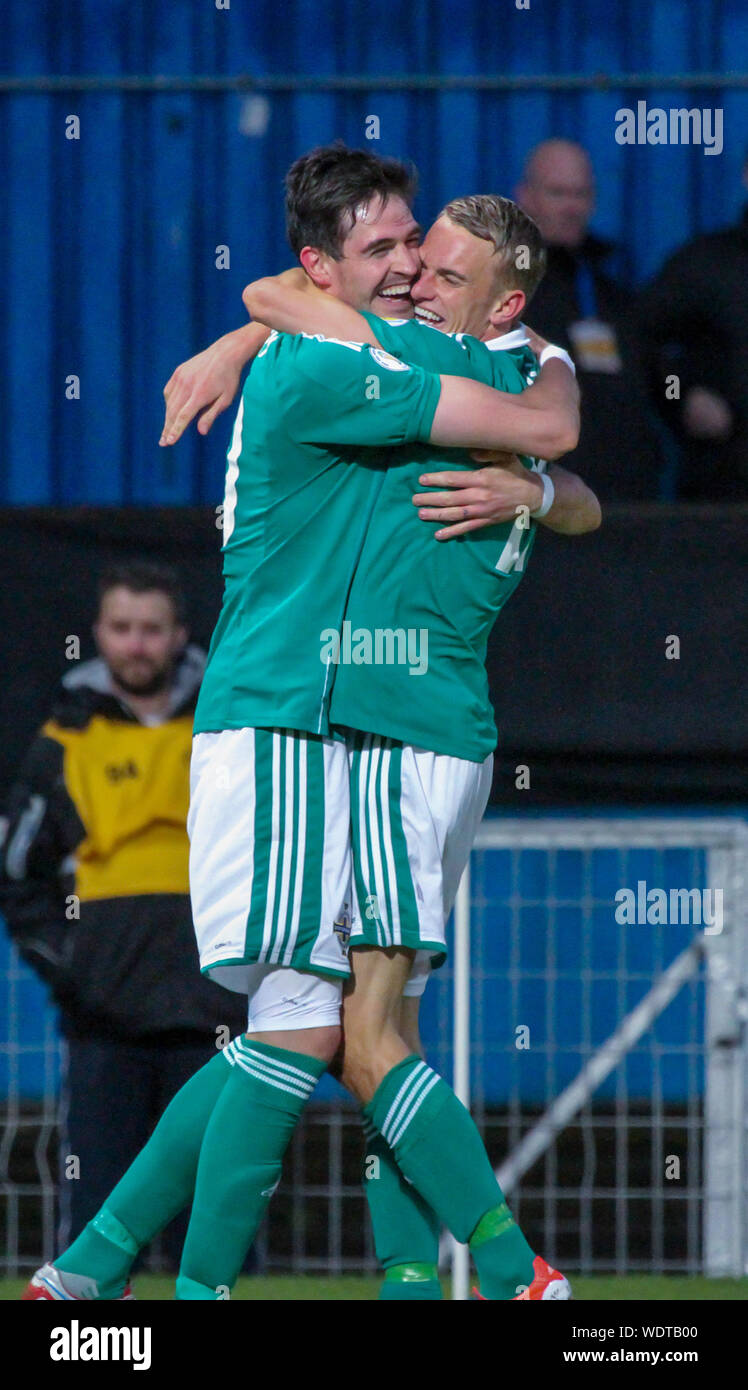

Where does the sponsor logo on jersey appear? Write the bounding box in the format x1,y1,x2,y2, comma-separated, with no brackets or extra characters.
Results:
369,347,411,372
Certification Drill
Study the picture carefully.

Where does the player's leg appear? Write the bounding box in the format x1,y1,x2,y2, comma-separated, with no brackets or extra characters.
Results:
354,966,443,1300
27,1045,238,1300
346,737,536,1299
176,969,341,1299
175,726,352,1298
26,729,255,1298
398,988,424,1055
345,734,446,1297
31,997,339,1303
348,949,536,1301
151,1037,236,1272
28,726,351,1301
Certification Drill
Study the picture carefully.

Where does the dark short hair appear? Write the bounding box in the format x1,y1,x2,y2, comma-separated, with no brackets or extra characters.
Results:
97,561,187,624
442,195,547,304
285,141,418,260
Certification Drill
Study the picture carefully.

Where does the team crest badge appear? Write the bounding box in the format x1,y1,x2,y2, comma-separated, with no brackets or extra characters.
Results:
333,905,352,955
369,347,410,372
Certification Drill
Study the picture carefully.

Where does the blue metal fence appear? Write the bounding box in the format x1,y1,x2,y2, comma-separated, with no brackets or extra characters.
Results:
1,0,747,504
1,820,711,1105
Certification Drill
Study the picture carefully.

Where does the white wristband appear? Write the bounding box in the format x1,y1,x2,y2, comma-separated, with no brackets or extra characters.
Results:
530,471,555,518
539,344,576,375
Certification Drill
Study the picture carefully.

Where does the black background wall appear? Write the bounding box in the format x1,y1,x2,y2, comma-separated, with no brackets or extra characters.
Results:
0,505,745,805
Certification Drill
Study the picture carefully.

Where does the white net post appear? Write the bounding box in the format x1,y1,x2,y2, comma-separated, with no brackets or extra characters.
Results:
450,859,472,1300
703,840,748,1275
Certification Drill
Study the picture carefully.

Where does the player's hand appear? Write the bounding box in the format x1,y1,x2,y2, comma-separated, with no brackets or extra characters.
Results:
413,459,543,539
160,334,245,445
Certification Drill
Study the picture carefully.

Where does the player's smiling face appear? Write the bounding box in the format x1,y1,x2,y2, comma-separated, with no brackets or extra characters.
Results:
325,194,421,316
411,215,503,338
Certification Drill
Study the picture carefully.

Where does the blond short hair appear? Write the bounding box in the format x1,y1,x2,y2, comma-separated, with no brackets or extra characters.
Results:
442,194,546,303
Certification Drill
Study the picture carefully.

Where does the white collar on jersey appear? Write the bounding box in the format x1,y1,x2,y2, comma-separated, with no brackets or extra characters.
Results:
378,317,531,352
482,324,531,351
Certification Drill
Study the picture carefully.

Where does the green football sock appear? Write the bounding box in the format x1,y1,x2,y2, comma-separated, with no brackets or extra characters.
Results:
56,1046,234,1298
365,1055,535,1301
380,1264,441,1300
362,1119,442,1301
469,1202,538,1300
176,1038,326,1299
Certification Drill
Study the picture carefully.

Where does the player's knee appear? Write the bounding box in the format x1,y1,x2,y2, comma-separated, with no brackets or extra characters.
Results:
246,1023,341,1065
344,961,405,1042
337,1016,375,1099
399,996,423,1056
342,996,390,1058
339,1014,404,1103
339,1042,376,1104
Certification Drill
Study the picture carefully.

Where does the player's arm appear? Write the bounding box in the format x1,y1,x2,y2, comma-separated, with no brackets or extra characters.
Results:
160,271,380,447
160,321,270,446
540,463,601,533
287,339,578,462
413,456,601,539
243,268,383,347
430,360,580,460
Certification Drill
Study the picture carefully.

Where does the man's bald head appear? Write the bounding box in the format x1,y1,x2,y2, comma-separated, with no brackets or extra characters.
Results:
517,140,595,249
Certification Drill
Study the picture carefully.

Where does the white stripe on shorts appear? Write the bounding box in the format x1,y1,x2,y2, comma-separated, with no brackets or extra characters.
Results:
366,738,392,947
377,740,402,947
356,739,377,944
282,735,307,966
260,732,283,961
269,733,296,963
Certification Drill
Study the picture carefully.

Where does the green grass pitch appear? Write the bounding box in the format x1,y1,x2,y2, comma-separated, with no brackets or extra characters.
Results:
2,1275,747,1300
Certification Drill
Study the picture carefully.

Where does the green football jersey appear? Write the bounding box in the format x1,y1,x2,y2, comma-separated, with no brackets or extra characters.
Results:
194,330,441,737
328,317,541,762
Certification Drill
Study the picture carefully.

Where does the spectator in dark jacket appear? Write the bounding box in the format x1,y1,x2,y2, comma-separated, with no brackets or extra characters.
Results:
0,561,246,1268
637,154,748,499
517,139,664,499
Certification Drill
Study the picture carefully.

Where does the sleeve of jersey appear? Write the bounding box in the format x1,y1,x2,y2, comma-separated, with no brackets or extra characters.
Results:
278,336,441,449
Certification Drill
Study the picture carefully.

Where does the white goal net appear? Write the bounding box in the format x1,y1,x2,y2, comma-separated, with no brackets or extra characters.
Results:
446,815,748,1297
